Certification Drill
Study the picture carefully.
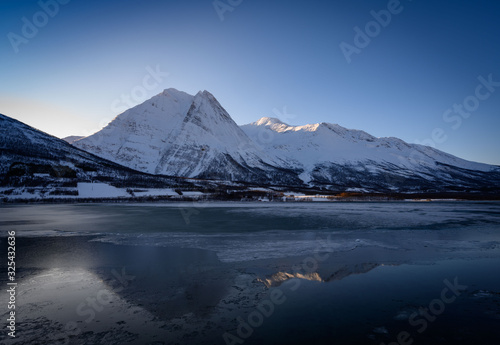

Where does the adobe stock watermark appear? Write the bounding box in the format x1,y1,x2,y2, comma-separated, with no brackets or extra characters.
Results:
222,288,288,345
272,106,296,127
339,0,412,64
7,0,71,54
222,234,334,344
213,0,243,21
237,106,296,154
380,73,499,188
180,201,210,225
414,73,500,149
48,267,136,345
110,65,169,114
381,277,467,345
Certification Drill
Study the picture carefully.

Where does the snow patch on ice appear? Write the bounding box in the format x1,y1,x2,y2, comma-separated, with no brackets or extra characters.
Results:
77,182,129,198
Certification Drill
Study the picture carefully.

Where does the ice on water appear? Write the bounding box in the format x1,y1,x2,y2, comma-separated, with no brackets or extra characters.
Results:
3,201,498,263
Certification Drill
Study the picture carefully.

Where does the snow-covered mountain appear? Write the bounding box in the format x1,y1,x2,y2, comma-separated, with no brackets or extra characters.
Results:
70,89,500,193
241,117,500,192
0,113,185,190
73,89,301,185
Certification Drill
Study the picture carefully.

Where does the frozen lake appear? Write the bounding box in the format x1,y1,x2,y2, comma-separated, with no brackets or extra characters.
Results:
0,201,499,344
2,201,500,262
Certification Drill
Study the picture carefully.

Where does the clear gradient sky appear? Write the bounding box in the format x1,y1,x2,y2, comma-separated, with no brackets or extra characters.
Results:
1,0,499,165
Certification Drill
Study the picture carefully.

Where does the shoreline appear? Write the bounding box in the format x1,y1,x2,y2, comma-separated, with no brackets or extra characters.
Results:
2,193,500,204
2,181,500,204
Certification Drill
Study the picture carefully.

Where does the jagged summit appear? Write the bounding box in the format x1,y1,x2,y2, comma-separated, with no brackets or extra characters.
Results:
161,87,189,95
72,90,300,183
253,117,289,126
249,117,375,138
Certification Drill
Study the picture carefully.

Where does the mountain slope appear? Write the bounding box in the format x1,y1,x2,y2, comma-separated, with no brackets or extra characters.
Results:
241,117,500,192
73,89,301,185
0,113,183,189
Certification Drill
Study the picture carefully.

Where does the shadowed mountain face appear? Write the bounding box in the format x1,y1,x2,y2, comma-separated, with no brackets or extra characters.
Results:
0,114,186,189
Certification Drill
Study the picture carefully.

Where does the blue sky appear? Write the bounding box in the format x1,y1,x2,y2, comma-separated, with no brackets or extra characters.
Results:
1,0,499,165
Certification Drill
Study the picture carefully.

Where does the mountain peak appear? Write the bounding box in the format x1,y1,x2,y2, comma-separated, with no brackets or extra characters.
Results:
160,88,190,97
196,89,212,96
253,117,289,126
71,88,294,182
158,89,218,105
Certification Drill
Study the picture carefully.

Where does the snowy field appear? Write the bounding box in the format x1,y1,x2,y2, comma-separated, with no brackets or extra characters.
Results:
0,182,205,200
